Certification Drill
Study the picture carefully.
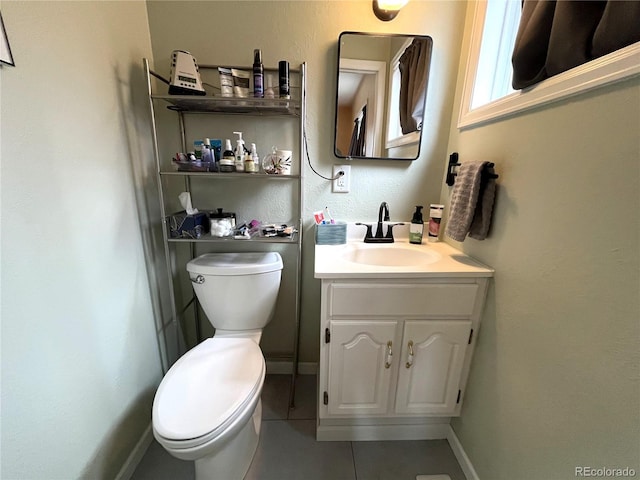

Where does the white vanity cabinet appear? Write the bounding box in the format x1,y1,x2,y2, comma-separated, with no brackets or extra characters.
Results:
317,276,490,441
394,319,472,415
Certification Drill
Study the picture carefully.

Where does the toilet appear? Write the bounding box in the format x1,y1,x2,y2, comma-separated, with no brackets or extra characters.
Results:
152,252,283,480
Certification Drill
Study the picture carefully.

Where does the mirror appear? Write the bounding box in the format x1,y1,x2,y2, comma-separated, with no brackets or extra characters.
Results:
334,32,433,160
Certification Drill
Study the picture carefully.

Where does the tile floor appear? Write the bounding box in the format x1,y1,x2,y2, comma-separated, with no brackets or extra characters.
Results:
132,374,467,480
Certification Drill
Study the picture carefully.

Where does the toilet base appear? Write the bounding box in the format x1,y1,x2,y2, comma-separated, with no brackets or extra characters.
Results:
194,400,262,480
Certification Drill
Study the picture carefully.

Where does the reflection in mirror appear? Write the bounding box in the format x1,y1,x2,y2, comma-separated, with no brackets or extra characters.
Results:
335,32,433,160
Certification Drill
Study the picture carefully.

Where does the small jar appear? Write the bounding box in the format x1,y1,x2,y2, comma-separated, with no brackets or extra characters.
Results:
244,154,256,173
209,208,236,237
219,158,235,173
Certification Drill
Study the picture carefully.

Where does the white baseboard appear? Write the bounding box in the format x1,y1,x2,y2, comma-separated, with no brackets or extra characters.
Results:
266,360,318,375
115,423,153,480
446,426,479,480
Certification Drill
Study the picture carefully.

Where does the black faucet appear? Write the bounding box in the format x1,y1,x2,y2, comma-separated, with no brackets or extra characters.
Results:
356,202,404,243
375,202,390,238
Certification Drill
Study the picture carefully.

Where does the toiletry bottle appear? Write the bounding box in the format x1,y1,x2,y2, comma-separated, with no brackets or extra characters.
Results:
253,49,264,98
202,138,212,163
428,204,444,242
409,205,424,244
233,131,245,172
244,151,256,173
193,140,203,160
220,139,236,172
264,75,275,99
250,143,260,172
279,60,290,99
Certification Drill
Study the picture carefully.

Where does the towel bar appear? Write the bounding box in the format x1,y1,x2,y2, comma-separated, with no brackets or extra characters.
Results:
446,152,499,186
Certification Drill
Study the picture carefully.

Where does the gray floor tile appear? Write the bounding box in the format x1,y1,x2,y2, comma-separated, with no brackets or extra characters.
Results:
245,420,356,480
131,440,194,480
352,439,466,480
132,375,467,480
261,374,291,420
288,374,317,420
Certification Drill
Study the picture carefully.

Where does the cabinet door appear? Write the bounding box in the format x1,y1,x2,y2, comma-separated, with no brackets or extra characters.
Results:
327,320,398,415
395,320,471,415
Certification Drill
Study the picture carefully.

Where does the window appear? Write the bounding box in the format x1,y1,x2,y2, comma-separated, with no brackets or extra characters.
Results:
458,0,640,129
470,0,520,109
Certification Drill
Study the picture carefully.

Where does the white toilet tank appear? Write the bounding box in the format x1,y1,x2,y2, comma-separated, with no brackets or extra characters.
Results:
186,252,283,332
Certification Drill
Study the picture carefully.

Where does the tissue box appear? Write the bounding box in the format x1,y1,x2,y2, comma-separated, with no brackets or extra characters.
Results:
167,211,210,239
315,221,347,245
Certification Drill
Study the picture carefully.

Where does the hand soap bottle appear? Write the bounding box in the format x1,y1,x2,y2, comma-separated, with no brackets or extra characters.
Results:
409,205,424,244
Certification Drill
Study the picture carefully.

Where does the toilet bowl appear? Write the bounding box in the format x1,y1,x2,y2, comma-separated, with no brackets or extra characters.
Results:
152,252,283,480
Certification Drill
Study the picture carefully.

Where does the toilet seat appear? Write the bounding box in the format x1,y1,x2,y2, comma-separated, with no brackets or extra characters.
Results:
152,337,265,450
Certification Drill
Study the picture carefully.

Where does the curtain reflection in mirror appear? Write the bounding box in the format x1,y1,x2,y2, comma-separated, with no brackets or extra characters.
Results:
399,38,432,134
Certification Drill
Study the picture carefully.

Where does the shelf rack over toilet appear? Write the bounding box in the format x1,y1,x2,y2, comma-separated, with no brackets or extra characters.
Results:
144,58,306,408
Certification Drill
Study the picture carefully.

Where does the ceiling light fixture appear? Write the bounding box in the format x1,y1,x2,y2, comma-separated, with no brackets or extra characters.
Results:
372,0,409,21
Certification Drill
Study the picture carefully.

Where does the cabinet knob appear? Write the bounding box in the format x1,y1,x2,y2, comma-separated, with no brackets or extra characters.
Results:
405,340,414,368
385,341,393,369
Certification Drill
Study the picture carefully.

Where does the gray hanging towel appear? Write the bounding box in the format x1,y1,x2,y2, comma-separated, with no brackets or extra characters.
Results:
469,164,497,240
445,161,489,242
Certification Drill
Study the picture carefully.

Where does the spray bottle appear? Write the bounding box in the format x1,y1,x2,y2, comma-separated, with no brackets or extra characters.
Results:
253,49,264,98
233,131,245,172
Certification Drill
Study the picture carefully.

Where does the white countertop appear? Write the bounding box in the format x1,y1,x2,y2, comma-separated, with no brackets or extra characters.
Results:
314,222,494,279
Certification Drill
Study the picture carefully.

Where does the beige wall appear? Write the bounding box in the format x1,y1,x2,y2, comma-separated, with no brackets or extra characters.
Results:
145,0,467,363
1,1,163,478
3,1,636,479
443,3,640,479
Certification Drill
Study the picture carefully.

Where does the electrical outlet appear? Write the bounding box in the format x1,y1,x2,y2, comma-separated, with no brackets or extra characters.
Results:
332,165,351,193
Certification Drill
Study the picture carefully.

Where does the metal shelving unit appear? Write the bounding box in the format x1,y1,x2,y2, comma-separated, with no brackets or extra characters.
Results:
144,58,305,408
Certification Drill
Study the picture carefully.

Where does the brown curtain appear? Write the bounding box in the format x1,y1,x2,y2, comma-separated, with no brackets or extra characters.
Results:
348,118,359,157
399,38,432,134
348,105,367,157
356,105,367,156
512,0,640,90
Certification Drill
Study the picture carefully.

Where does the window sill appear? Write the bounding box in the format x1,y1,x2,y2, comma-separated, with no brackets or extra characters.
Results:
386,131,420,149
458,41,640,130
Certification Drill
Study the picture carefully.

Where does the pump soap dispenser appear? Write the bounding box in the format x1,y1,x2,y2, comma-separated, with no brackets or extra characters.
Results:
233,131,246,172
409,206,424,244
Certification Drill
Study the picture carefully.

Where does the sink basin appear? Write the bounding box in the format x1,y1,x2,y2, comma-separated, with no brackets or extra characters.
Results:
314,222,494,279
341,244,440,267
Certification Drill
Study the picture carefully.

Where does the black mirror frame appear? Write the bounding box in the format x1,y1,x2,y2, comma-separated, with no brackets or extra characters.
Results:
334,31,432,161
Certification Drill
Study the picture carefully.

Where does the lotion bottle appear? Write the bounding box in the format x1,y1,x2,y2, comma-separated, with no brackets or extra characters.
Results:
409,205,424,244
233,131,245,172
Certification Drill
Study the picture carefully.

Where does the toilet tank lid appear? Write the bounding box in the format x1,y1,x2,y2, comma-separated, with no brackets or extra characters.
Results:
187,252,283,276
